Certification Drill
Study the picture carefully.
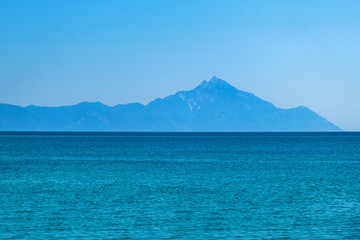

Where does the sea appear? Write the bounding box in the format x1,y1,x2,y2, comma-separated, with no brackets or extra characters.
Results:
0,132,359,239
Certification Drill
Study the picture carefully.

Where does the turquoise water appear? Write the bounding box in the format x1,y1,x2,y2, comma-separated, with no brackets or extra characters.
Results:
0,132,360,239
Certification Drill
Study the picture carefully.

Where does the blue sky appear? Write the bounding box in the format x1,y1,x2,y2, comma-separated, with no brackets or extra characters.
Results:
1,0,360,130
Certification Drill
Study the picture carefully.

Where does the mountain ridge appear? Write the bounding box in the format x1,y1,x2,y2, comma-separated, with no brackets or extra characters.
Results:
0,77,341,131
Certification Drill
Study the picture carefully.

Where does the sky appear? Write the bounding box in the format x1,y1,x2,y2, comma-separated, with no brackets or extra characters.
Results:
0,0,360,130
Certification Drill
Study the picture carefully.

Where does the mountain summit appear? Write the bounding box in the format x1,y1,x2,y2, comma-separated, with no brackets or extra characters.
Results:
0,77,341,131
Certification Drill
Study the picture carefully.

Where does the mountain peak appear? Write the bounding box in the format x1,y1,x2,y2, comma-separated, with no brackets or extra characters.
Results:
208,76,226,84
196,76,233,89
209,76,220,82
193,77,239,97
208,76,227,87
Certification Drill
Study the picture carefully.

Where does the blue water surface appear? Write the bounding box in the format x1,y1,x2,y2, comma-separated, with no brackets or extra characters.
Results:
0,132,360,239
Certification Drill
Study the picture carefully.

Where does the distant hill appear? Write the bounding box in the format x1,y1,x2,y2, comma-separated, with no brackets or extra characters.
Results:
0,77,341,131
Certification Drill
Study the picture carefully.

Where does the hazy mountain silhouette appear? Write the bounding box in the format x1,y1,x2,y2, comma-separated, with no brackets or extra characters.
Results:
0,77,341,131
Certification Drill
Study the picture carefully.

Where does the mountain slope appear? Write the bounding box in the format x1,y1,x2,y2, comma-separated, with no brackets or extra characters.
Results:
0,77,341,131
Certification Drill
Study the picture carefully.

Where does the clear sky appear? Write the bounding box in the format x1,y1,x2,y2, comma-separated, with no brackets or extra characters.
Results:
1,0,359,130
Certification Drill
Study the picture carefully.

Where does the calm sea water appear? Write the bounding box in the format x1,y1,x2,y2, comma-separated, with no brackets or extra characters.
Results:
0,132,360,239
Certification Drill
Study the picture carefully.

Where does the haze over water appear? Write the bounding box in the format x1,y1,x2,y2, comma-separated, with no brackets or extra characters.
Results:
1,132,359,239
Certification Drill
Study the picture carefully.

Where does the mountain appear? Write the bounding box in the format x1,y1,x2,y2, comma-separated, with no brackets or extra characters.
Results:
0,77,341,131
